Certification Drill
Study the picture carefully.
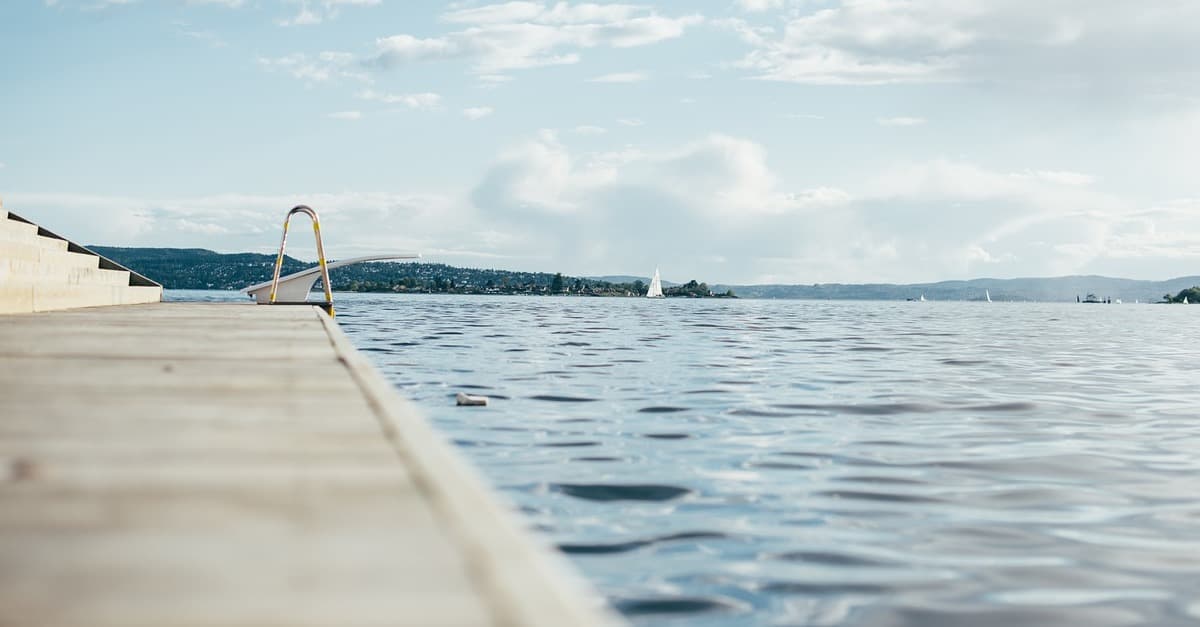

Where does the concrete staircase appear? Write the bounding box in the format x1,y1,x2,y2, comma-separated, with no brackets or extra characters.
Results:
0,201,162,314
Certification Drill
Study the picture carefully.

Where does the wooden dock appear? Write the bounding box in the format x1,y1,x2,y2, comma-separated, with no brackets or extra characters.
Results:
0,302,621,627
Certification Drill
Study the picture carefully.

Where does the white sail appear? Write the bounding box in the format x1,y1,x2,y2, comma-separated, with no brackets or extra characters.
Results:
646,268,664,298
985,290,992,303
919,294,926,302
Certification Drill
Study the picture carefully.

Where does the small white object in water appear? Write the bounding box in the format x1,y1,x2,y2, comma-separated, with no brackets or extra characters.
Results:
456,392,489,406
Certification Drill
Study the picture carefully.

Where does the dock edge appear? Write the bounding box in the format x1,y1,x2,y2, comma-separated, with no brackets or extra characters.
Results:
315,307,625,627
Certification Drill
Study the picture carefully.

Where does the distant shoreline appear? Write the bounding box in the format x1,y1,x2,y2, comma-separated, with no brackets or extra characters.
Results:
95,246,1197,304
94,247,734,299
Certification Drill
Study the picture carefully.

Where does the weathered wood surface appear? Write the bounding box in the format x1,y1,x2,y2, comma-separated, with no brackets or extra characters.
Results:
0,303,620,627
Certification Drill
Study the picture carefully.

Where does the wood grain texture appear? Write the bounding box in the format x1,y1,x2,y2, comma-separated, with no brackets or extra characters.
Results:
0,303,621,627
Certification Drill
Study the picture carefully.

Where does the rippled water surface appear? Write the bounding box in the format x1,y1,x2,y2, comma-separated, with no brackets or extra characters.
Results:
332,294,1196,625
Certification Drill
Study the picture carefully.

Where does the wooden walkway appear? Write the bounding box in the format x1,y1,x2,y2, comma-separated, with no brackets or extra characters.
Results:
0,302,620,627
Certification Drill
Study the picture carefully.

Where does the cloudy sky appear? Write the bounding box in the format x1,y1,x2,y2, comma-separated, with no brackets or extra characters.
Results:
1,1,1198,284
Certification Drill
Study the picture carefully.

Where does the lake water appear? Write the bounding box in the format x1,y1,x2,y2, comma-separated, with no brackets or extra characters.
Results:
173,292,1200,626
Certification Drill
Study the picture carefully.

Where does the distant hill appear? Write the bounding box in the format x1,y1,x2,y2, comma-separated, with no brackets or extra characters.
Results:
90,246,1193,302
712,275,1200,303
91,247,310,291
89,247,720,297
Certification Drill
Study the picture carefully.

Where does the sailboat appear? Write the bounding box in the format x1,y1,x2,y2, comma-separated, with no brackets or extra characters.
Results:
919,294,926,302
1185,296,1190,305
646,268,664,299
985,290,992,303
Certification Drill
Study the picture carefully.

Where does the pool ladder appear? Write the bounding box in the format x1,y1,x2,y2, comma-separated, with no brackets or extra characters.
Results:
269,205,334,315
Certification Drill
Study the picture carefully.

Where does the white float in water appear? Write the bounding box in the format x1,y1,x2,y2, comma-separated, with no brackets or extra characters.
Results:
456,392,489,406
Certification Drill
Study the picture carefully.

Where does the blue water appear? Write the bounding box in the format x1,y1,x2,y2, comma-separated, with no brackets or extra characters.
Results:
174,291,1200,625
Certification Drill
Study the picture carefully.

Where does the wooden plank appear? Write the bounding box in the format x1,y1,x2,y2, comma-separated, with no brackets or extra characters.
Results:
0,303,621,627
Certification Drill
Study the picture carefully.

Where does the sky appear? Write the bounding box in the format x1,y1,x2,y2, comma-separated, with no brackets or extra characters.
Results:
1,0,1198,284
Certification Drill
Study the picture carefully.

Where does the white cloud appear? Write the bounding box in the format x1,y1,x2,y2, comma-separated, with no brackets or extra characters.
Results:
368,4,703,74
279,0,380,26
10,143,1200,284
736,0,783,12
326,110,361,120
280,5,320,25
0,162,6,169
466,132,1200,282
587,71,649,83
356,89,441,109
724,3,980,84
572,125,607,135
464,133,865,281
617,118,644,126
440,1,544,24
876,116,927,126
463,106,495,120
443,2,653,26
87,0,139,9
538,3,649,25
257,51,368,84
785,113,824,120
471,130,601,215
865,160,1114,209
843,158,1150,279
175,219,230,235
1098,201,1200,262
728,1,1200,87
172,21,228,47
369,34,463,64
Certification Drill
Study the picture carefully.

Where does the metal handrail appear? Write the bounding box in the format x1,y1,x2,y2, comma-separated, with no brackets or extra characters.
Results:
269,205,334,315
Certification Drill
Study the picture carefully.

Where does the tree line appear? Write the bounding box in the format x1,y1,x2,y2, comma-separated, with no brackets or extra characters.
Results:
90,247,734,298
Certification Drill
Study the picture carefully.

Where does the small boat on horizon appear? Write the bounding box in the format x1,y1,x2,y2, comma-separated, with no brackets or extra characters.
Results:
646,267,664,299
985,289,992,303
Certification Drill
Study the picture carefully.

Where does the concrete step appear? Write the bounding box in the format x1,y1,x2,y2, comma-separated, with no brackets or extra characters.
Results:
0,221,71,251
0,259,131,286
0,282,162,313
0,216,39,239
76,267,133,287
0,239,100,270
118,285,163,305
0,285,33,314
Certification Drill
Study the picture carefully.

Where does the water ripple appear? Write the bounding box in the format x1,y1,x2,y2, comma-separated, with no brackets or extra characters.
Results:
334,294,1200,627
551,483,694,502
560,531,727,554
528,394,598,403
614,597,743,617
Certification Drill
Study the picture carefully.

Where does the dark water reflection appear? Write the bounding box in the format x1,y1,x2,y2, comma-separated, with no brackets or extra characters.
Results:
331,294,1200,627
